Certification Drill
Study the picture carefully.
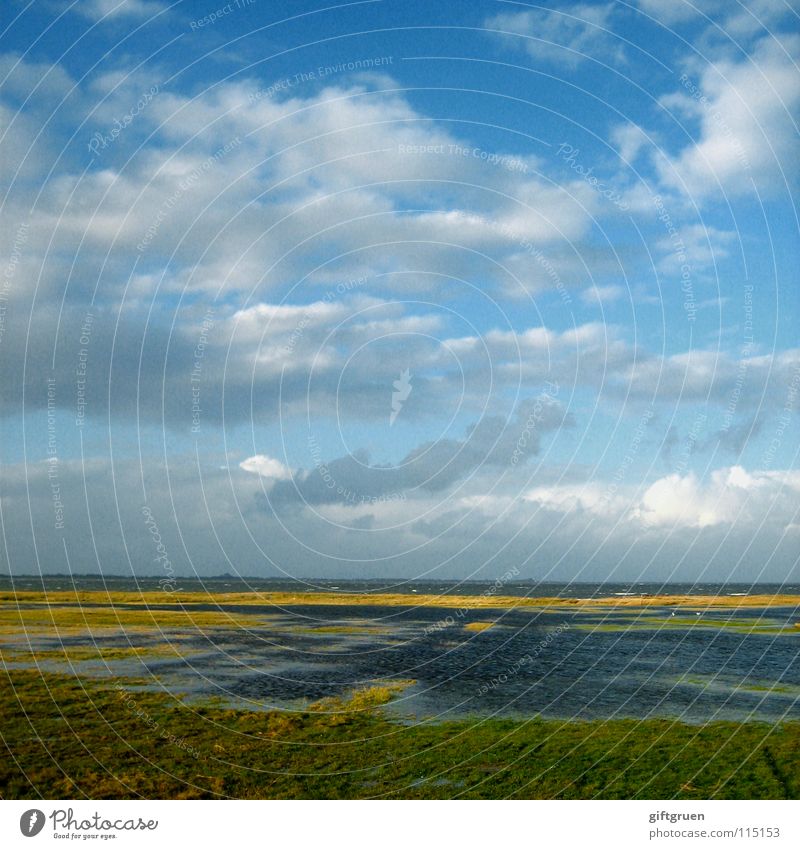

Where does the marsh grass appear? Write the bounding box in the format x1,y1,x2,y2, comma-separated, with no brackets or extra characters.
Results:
1,667,798,799
309,680,416,716
3,590,799,610
0,638,201,662
0,605,273,633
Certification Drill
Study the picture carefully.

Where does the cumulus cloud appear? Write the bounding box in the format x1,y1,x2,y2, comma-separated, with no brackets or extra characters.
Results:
624,347,800,407
657,33,800,198
633,466,800,528
525,465,800,531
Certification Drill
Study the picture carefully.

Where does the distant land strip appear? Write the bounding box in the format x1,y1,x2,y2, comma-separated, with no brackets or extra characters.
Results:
2,590,799,609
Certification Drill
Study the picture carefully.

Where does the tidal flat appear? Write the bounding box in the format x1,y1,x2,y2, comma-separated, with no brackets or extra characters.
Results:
1,589,798,798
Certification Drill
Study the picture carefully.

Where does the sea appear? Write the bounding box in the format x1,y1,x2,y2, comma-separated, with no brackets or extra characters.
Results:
3,575,800,597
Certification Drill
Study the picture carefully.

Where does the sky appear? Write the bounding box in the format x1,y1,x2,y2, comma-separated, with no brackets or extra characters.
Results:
0,0,798,583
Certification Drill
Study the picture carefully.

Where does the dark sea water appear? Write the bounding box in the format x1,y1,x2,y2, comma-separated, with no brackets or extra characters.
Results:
3,576,799,724
3,574,800,598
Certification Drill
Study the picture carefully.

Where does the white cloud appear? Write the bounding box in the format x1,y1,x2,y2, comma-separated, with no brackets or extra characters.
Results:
3,451,799,580
611,122,652,164
633,466,800,527
524,481,616,516
1,71,602,313
624,347,800,406
239,454,294,480
525,465,800,530
722,0,800,39
655,223,735,278
657,34,800,198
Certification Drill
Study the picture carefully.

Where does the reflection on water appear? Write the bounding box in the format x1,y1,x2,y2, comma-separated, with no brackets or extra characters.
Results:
4,601,799,724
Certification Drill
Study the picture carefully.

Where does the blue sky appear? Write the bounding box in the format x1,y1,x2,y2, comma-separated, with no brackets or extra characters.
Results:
1,0,798,581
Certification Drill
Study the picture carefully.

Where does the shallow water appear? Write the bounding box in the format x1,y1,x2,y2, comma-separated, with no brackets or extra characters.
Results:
6,599,798,724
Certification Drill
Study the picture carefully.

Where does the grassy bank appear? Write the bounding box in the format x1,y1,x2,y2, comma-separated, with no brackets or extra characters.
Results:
1,667,798,799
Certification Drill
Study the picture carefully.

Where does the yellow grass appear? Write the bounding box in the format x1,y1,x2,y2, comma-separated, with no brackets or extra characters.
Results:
1,590,798,611
463,621,496,632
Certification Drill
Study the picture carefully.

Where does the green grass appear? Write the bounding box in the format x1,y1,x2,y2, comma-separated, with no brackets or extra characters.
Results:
1,667,798,800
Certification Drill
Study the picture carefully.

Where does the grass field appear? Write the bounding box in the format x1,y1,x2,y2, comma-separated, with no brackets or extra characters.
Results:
1,667,798,799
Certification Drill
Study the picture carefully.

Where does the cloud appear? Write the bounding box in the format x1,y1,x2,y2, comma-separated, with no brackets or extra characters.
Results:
0,61,609,430
632,0,723,26
13,57,783,441
633,466,800,528
239,455,293,481
486,4,622,68
1,67,601,312
654,223,735,280
524,480,616,517
265,394,572,508
2,452,798,582
656,33,800,198
75,0,167,21
623,347,800,407
633,0,799,38
525,465,800,530
611,122,652,164
580,284,626,304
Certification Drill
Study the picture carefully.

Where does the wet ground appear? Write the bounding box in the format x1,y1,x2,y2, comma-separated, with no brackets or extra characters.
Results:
3,602,799,724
